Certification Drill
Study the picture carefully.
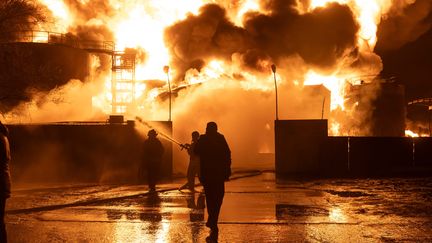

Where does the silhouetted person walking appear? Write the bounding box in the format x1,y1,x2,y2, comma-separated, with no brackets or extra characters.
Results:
179,131,200,192
194,122,231,241
0,122,11,242
142,129,164,192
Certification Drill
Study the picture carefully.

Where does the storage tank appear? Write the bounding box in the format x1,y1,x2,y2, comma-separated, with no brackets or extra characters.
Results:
345,82,406,136
0,42,91,111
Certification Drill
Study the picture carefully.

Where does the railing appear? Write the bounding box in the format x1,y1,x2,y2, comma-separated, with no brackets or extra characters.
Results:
0,30,115,54
80,40,115,53
408,98,432,106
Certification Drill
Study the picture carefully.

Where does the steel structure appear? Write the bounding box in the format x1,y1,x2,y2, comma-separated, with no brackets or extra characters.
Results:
111,51,136,114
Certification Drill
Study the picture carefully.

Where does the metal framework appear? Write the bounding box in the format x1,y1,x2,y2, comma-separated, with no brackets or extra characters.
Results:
111,51,136,114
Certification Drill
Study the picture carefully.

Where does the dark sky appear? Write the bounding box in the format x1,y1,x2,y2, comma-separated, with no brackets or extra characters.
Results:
374,0,432,101
377,28,432,101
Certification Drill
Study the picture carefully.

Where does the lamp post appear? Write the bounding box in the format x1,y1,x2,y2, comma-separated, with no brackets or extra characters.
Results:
271,64,279,120
163,65,171,121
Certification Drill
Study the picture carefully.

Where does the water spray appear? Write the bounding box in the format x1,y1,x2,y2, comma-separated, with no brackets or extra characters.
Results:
135,116,188,150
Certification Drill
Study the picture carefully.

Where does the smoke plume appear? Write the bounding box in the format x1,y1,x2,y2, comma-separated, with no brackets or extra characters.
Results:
164,2,359,81
164,4,251,81
376,0,432,51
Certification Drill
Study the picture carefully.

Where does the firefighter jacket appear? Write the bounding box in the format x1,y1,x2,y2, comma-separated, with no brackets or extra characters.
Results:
142,137,164,167
194,132,231,183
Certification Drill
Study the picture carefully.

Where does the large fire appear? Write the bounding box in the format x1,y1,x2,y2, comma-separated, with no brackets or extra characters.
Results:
14,0,423,137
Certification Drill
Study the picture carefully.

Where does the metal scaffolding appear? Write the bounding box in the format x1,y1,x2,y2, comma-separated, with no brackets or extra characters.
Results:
111,51,136,114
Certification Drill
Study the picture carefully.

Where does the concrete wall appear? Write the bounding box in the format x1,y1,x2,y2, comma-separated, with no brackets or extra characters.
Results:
7,121,172,184
275,120,328,177
320,137,349,176
414,138,432,167
275,119,432,178
348,137,413,175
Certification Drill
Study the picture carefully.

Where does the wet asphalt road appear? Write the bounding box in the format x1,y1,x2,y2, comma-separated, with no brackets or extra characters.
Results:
5,171,432,242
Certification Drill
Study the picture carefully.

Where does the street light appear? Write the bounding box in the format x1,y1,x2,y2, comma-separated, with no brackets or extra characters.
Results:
271,64,279,120
163,65,171,121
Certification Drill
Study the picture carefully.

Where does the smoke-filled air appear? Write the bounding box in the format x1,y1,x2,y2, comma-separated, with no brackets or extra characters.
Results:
1,0,431,171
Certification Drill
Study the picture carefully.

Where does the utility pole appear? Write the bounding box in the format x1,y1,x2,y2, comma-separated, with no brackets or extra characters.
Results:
271,64,279,120
164,65,172,121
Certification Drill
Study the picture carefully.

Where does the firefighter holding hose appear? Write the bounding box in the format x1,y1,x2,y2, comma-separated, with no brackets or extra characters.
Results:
142,129,164,192
179,131,200,192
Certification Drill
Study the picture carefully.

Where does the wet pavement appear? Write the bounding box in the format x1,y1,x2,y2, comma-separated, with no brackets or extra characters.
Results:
6,171,432,242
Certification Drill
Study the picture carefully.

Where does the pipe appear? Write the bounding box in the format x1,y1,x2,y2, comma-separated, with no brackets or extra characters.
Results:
164,66,172,121
321,97,326,119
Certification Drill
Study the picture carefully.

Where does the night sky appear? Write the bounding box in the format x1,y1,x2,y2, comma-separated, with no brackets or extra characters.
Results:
378,28,432,101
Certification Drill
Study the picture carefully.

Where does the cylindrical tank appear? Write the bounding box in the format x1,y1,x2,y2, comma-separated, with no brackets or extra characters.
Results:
346,82,406,136
0,42,90,111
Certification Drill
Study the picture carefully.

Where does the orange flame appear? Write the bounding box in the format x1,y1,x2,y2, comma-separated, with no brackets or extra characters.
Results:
36,0,402,135
405,130,419,137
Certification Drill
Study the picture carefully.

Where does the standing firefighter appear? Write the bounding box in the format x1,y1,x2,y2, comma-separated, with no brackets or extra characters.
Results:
179,131,200,192
142,129,164,192
194,122,231,241
0,122,11,242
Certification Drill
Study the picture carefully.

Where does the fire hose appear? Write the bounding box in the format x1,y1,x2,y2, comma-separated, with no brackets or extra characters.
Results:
135,116,189,150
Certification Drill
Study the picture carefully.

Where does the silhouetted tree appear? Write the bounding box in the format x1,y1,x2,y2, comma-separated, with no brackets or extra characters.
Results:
0,0,46,41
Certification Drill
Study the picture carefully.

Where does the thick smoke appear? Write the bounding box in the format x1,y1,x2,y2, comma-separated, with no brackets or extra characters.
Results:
61,0,115,74
64,0,114,20
3,53,110,122
63,0,114,42
69,24,113,42
164,2,359,81
5,79,106,122
244,2,359,70
164,4,251,81
376,0,432,51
